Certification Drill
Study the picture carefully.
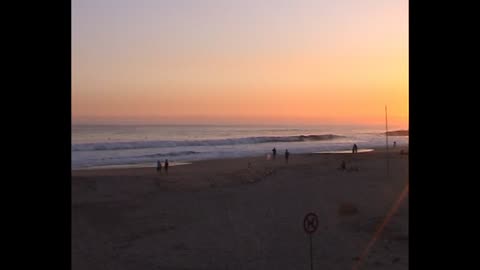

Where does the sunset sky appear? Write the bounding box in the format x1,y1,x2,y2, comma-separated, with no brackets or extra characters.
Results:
72,0,408,127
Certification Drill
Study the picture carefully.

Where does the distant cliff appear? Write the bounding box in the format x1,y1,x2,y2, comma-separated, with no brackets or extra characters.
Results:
385,130,409,136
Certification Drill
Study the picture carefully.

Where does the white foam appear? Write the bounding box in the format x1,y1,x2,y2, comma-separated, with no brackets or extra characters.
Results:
72,134,343,152
75,162,192,170
312,148,375,154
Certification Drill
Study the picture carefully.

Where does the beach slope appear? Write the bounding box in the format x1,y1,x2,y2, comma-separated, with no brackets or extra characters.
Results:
72,147,408,270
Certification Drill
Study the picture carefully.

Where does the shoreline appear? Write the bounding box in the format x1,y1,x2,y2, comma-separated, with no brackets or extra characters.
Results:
72,145,407,173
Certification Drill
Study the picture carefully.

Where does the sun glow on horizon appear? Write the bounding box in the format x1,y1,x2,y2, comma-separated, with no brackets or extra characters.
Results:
73,0,408,128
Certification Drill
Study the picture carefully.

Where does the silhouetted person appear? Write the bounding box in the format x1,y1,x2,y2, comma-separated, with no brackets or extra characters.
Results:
285,149,290,164
272,147,277,159
352,144,358,154
156,160,161,172
393,141,397,148
164,159,169,175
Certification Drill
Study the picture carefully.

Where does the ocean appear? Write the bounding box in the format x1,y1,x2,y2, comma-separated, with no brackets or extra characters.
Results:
72,124,408,169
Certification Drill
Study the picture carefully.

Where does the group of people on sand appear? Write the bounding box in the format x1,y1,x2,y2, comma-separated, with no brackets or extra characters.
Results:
156,159,169,174
339,159,359,172
271,147,290,163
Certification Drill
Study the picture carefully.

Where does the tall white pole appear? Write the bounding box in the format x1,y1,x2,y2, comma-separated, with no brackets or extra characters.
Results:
385,105,390,177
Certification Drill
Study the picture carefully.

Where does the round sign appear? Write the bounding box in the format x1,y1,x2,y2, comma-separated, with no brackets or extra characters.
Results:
303,212,319,234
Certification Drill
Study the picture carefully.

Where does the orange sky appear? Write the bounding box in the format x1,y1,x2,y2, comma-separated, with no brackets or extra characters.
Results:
72,0,408,127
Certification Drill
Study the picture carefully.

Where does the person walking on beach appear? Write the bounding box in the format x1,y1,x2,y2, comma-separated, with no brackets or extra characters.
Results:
164,159,169,175
352,144,358,154
156,160,162,173
285,149,290,164
393,141,397,148
272,147,277,160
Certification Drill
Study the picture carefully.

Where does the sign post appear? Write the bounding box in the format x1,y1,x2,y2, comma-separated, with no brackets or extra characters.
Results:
304,212,319,270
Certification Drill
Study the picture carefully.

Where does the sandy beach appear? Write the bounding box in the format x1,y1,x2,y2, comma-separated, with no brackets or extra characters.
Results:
72,147,408,270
